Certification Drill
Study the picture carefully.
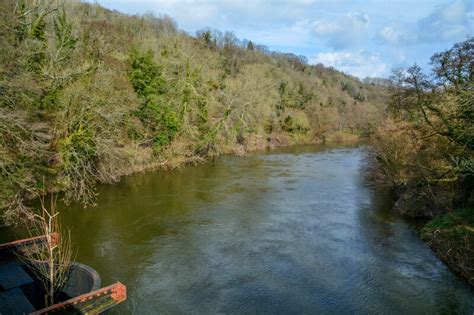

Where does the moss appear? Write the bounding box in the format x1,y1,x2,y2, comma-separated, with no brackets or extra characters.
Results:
422,208,474,234
421,208,474,285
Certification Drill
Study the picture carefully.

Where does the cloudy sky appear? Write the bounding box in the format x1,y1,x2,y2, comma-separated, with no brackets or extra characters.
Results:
91,0,473,78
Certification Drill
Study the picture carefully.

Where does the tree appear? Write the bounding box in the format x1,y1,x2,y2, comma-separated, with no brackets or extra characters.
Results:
374,38,474,215
196,28,213,47
387,40,473,150
429,37,474,149
430,38,473,90
246,40,254,51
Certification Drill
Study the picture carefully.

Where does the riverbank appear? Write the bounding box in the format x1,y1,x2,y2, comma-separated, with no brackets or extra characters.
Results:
0,130,360,225
420,209,474,286
369,171,474,287
367,37,473,288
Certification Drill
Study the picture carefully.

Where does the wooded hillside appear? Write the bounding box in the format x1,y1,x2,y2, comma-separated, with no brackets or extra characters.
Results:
0,1,387,223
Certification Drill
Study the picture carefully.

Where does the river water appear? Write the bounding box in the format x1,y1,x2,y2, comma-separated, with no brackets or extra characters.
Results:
3,145,474,313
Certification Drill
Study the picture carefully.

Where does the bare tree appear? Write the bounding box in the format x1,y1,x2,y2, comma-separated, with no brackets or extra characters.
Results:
17,193,74,307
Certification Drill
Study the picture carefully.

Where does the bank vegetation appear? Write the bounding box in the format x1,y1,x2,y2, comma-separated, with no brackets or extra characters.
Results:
370,38,473,284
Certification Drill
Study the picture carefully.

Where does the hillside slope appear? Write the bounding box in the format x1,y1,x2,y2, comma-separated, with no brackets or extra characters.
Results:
0,1,387,222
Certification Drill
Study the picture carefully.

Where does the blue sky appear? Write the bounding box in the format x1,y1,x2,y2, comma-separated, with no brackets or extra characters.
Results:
90,0,473,78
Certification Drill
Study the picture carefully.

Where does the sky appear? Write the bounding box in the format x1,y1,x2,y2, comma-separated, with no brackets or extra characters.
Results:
89,0,473,78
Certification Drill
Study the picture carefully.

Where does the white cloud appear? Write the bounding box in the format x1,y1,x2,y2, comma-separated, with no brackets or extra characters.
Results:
313,12,369,49
378,0,473,45
378,27,408,45
418,0,473,42
312,50,388,78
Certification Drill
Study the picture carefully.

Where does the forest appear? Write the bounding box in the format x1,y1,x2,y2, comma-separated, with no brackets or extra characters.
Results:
0,0,387,219
0,0,472,288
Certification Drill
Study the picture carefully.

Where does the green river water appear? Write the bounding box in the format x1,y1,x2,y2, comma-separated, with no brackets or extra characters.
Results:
1,144,473,314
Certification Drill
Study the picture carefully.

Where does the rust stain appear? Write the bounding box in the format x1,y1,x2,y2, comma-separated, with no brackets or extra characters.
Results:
30,282,127,314
111,283,127,302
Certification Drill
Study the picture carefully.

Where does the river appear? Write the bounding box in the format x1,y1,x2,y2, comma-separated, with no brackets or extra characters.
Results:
2,144,474,313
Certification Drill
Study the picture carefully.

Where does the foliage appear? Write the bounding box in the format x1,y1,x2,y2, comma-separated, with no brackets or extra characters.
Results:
370,38,473,283
0,0,387,222
128,48,165,99
421,208,474,285
371,38,473,217
422,208,474,231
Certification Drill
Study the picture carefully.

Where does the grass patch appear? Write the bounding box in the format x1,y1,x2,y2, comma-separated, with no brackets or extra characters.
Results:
421,208,474,285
